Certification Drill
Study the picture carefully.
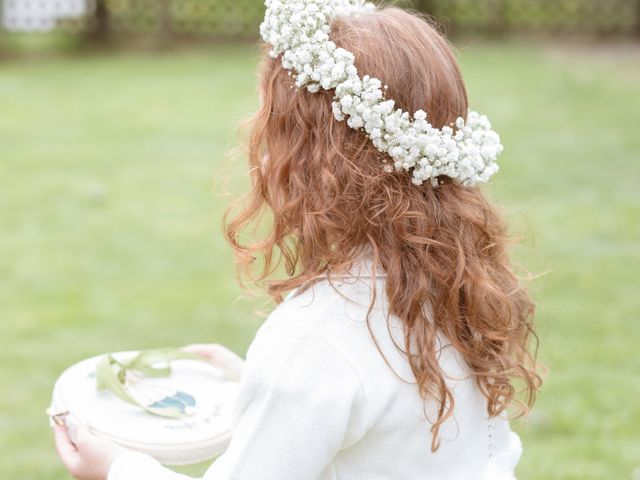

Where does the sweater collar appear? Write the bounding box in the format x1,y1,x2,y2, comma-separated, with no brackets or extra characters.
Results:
327,251,387,280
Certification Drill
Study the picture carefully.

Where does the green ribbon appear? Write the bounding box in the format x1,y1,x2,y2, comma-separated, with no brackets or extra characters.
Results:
95,348,208,419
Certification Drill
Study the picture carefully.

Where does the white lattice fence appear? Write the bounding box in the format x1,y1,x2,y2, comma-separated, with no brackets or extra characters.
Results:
1,0,639,38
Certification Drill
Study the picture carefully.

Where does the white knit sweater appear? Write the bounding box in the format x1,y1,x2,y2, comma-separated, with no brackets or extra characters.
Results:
108,258,522,480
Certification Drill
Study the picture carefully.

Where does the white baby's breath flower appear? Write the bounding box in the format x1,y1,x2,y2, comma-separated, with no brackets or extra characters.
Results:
259,0,503,187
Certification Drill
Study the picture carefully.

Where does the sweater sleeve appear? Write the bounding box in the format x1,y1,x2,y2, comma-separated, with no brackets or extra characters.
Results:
108,450,198,480
203,321,368,480
108,314,368,480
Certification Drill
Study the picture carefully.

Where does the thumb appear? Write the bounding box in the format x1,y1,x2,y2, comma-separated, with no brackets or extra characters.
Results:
73,421,91,445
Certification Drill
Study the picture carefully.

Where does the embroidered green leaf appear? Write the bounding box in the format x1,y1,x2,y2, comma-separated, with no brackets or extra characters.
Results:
95,348,208,419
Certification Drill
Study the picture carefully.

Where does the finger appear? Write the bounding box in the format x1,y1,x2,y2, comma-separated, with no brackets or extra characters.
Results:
182,343,220,360
53,423,77,454
53,423,80,470
74,421,92,446
182,344,244,380
188,345,238,368
207,348,244,379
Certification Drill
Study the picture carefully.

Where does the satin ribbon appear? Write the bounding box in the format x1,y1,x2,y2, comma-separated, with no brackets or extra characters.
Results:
95,348,208,418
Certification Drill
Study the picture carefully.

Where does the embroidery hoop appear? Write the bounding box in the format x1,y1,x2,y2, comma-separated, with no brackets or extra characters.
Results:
48,350,239,465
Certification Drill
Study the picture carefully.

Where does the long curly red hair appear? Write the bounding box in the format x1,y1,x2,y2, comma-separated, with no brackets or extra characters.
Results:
224,7,542,451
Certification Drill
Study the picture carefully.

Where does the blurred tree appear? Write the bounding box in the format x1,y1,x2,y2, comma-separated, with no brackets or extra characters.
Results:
85,0,110,44
489,0,508,37
414,0,436,14
0,0,7,58
156,0,173,44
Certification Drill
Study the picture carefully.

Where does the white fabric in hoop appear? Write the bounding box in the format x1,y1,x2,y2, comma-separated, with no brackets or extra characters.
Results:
49,351,239,466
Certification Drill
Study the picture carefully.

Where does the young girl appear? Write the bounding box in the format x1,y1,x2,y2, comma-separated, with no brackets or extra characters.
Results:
53,2,542,479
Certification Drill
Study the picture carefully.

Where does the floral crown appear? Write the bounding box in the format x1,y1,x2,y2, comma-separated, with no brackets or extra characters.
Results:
260,0,503,187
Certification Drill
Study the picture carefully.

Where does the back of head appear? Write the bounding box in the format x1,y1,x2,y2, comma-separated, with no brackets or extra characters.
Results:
332,8,468,128
257,8,469,201
225,6,541,451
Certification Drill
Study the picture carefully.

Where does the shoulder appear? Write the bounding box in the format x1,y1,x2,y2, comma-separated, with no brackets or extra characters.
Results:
241,276,390,399
247,286,341,369
248,277,384,360
244,276,402,399
245,279,360,377
237,281,371,444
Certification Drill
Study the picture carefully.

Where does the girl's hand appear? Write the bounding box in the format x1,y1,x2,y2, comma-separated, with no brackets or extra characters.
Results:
182,343,245,381
53,422,125,480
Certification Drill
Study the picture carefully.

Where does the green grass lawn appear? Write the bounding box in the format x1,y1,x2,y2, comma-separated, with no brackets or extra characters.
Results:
0,42,638,479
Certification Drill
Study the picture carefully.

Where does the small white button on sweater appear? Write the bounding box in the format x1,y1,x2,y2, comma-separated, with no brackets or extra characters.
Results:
108,259,522,480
